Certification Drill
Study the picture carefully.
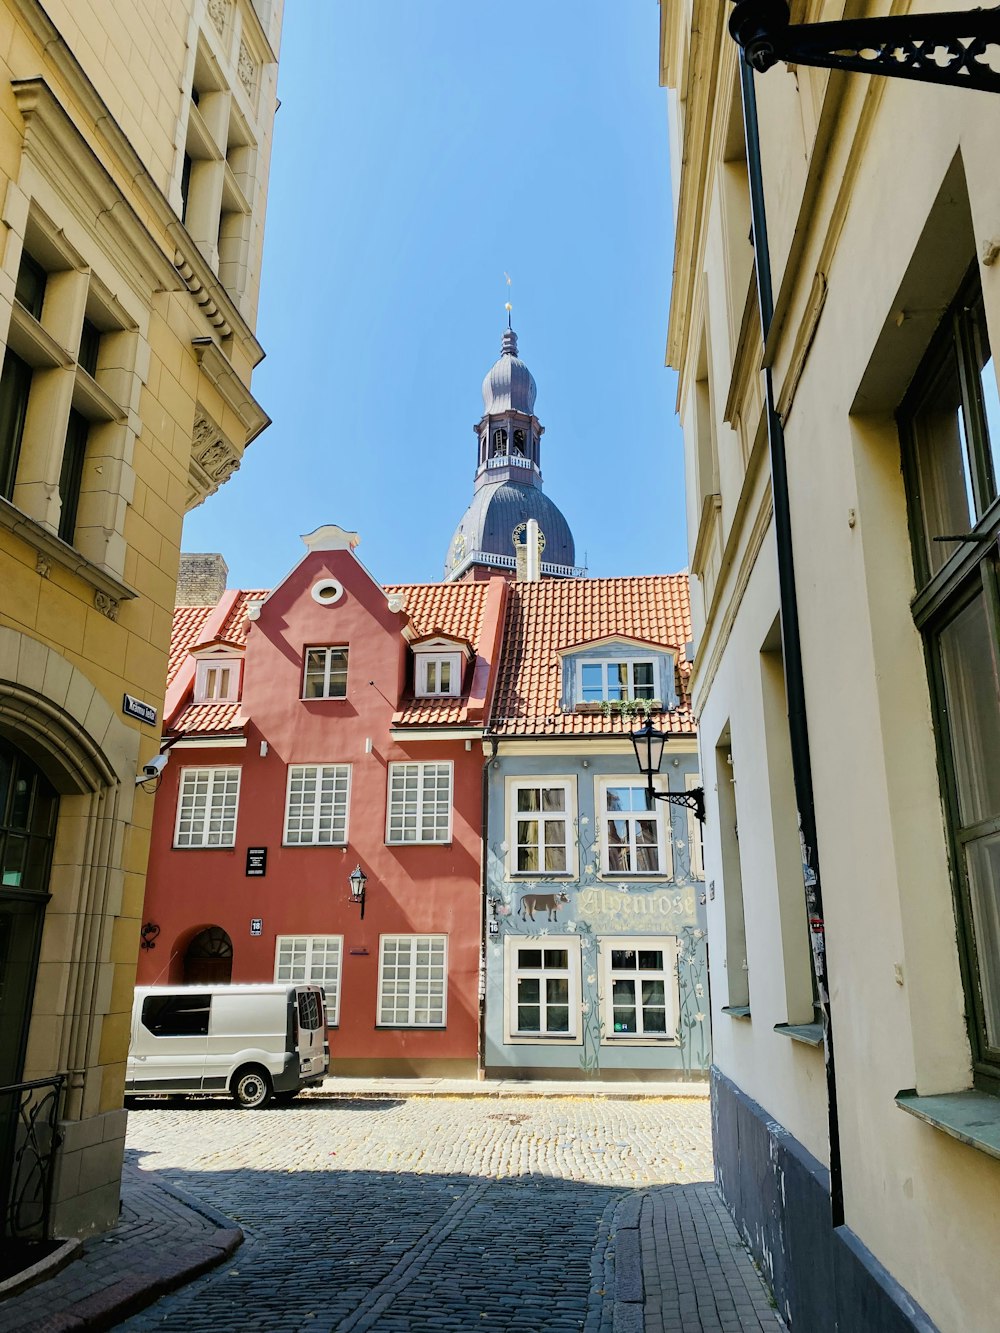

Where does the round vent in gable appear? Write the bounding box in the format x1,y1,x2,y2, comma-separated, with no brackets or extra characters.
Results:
311,578,344,606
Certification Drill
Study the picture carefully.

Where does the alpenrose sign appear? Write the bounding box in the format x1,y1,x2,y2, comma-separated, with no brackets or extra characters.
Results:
576,886,697,932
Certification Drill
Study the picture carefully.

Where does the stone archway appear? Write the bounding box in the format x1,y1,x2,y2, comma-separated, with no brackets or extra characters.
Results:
183,926,233,985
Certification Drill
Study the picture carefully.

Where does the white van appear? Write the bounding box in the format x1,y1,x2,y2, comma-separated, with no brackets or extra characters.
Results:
126,984,329,1108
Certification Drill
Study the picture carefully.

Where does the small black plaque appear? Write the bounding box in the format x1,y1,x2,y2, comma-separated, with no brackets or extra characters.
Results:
246,847,267,877
250,918,263,936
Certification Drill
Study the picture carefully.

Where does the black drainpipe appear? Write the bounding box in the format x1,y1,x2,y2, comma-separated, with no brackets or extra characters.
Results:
738,52,843,1228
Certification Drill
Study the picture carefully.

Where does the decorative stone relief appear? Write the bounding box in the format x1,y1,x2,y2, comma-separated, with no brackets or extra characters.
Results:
207,0,229,35
238,40,258,99
188,411,242,509
36,553,50,578
94,591,119,621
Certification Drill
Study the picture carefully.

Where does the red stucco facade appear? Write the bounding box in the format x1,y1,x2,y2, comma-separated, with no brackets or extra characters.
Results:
139,536,506,1077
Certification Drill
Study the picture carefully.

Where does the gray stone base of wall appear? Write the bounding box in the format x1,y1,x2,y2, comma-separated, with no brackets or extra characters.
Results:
49,1107,127,1238
711,1067,939,1333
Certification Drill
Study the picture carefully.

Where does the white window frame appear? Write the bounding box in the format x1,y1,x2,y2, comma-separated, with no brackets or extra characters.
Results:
506,776,576,878
576,657,659,703
686,772,704,880
302,646,349,699
415,652,462,698
376,934,448,1027
193,657,241,704
504,935,582,1043
596,776,672,878
274,935,344,1026
173,766,241,848
283,763,351,846
385,761,453,844
598,936,680,1044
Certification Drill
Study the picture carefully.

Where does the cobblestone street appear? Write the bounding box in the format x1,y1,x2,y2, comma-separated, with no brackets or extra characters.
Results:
107,1095,779,1333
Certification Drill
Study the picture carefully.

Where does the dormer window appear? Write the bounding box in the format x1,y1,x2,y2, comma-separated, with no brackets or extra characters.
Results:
416,654,461,698
579,659,657,703
194,658,241,704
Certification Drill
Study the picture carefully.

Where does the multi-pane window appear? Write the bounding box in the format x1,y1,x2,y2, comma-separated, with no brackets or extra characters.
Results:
283,764,350,845
0,352,31,501
377,935,447,1026
386,762,452,844
275,936,343,1025
303,647,348,699
511,780,573,874
899,268,1000,1092
579,659,656,703
194,659,240,704
415,654,461,697
601,939,678,1039
173,767,240,848
509,940,580,1037
600,781,669,875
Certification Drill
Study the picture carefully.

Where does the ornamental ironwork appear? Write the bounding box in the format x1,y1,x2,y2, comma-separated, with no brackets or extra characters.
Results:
730,1,1000,94
0,1075,64,1240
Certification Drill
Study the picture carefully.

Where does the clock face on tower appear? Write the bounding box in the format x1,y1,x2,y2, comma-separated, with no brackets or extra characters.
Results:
451,533,466,567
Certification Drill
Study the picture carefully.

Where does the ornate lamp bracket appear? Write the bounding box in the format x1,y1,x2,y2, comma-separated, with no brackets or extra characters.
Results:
648,784,706,826
730,1,1000,94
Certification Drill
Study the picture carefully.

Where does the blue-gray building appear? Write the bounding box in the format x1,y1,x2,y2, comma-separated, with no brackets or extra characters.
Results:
483,576,710,1080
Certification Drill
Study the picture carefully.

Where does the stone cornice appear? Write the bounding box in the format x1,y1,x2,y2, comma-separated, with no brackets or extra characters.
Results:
10,0,265,367
192,338,270,443
0,494,137,610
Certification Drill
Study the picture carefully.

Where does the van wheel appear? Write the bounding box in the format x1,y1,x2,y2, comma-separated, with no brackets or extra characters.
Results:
231,1067,272,1109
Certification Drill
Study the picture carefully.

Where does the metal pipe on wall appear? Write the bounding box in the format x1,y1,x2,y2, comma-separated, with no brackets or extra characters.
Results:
738,50,844,1228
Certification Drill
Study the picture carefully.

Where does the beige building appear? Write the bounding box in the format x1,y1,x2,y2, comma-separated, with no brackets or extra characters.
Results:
661,3,1000,1331
0,0,281,1239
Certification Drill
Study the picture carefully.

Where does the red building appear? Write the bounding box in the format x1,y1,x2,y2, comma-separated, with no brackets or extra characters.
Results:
138,527,506,1077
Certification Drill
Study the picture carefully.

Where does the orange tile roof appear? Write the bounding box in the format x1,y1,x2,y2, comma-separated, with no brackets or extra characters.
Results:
490,576,695,737
171,702,244,734
386,581,494,728
167,605,214,686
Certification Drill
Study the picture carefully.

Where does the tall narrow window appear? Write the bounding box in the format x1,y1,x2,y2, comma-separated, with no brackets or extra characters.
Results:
510,780,573,874
57,409,88,544
78,319,101,378
900,268,1000,1092
600,780,669,876
0,354,31,501
600,938,678,1039
716,736,750,1011
14,252,46,321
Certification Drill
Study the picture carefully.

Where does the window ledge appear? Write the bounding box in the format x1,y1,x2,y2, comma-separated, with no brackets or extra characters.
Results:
722,1006,752,1021
895,1088,1000,1162
773,1021,823,1047
374,1025,446,1032
0,495,136,607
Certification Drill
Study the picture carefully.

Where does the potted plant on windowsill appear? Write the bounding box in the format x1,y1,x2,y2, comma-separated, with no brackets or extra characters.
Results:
598,698,664,723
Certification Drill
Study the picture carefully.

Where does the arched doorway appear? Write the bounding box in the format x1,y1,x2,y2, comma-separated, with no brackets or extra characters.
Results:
0,738,58,1088
183,927,233,984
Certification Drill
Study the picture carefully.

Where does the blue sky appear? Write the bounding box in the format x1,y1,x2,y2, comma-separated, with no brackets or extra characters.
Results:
183,1,685,587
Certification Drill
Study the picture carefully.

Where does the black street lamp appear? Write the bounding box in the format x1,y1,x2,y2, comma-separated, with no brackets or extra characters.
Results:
630,720,706,825
730,0,1000,95
348,864,367,919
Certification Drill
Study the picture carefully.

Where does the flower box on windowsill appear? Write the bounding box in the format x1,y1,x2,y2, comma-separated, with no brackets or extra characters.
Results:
573,699,664,720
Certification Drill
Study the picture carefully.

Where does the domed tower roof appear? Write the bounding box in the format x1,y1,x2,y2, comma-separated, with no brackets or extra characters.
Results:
481,328,537,415
445,319,582,582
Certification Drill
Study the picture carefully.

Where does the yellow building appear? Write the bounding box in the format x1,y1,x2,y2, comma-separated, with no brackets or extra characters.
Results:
662,3,1000,1330
0,0,281,1239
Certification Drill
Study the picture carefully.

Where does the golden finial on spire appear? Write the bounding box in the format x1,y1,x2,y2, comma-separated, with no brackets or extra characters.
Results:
503,271,513,327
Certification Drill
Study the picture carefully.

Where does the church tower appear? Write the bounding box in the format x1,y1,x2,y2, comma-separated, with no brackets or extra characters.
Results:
444,322,581,581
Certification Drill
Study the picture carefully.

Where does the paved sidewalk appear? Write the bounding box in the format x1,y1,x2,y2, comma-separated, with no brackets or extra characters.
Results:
606,1184,784,1332
316,1076,709,1100
0,1164,241,1333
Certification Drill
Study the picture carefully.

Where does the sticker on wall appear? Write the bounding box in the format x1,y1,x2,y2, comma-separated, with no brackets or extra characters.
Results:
517,891,569,922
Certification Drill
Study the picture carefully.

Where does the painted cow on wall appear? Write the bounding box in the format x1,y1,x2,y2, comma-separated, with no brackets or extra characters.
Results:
518,891,570,922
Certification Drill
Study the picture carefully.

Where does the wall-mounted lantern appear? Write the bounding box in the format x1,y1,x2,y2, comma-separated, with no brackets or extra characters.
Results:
349,865,367,919
630,721,705,825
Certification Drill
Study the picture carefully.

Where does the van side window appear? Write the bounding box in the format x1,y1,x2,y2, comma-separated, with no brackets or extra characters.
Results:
141,994,211,1037
297,990,323,1031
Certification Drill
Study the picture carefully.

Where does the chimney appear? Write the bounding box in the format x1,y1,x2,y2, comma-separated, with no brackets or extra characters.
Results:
176,553,228,606
525,518,541,582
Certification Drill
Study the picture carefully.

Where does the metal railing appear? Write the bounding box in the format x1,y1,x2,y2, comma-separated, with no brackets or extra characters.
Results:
0,1074,64,1240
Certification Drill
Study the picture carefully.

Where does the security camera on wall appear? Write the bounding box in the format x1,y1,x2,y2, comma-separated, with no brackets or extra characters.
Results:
136,752,169,786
